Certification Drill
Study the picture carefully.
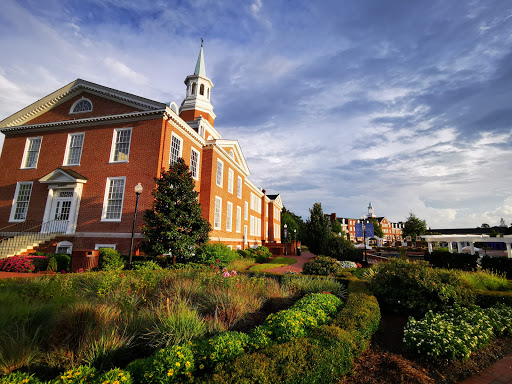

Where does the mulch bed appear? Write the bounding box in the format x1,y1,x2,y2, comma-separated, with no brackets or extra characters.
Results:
339,310,512,384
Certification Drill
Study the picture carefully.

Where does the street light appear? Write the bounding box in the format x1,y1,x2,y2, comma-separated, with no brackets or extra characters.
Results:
294,229,297,241
361,214,368,264
284,224,288,256
129,183,143,267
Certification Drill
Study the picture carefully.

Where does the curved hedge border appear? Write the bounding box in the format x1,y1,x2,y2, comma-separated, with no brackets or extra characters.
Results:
204,280,380,384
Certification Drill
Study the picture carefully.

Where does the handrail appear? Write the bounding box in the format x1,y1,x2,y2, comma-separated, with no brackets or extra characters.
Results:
0,219,67,246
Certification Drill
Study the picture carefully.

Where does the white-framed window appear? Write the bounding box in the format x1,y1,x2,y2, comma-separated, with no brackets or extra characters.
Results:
236,206,242,233
169,133,183,165
63,133,85,166
250,193,261,213
110,128,132,163
250,215,255,236
95,244,117,250
226,202,233,232
56,241,73,254
216,159,223,187
198,126,205,138
69,97,93,114
214,196,222,230
228,169,234,194
101,177,126,221
274,224,280,239
9,181,33,222
236,245,241,250
244,201,248,220
237,176,242,198
21,137,42,169
190,147,200,180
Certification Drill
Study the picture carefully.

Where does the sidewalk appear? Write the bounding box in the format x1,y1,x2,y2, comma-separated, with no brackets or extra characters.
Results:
0,271,44,279
263,250,316,274
460,354,512,384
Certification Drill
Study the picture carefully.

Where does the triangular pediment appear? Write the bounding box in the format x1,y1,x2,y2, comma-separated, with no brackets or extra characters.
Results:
0,79,166,128
39,168,88,184
268,194,283,208
214,140,250,175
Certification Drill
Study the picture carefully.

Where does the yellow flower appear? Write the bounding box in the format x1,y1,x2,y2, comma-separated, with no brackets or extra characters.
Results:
167,369,174,377
176,362,181,367
185,361,191,367
199,364,205,369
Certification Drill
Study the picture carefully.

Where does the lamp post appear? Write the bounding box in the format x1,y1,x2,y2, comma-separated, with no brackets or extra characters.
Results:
361,214,368,264
129,183,143,267
284,224,288,256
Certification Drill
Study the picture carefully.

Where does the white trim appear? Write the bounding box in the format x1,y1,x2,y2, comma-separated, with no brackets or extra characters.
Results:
95,244,117,250
109,127,132,163
56,241,73,254
190,147,200,180
216,159,224,187
214,196,222,230
69,97,93,114
21,136,42,169
63,132,85,166
9,181,34,222
244,201,248,221
101,176,126,222
228,168,234,194
226,201,233,232
169,132,184,165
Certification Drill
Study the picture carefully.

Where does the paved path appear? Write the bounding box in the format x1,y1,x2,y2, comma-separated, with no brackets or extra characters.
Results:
0,271,44,279
460,354,512,384
263,251,316,274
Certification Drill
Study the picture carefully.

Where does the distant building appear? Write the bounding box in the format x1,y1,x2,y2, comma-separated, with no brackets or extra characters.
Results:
327,203,404,242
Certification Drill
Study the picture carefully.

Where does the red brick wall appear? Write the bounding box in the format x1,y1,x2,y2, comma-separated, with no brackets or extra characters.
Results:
26,92,143,125
179,109,215,127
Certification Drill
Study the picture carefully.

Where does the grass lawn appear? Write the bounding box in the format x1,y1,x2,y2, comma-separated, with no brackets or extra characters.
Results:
248,256,298,272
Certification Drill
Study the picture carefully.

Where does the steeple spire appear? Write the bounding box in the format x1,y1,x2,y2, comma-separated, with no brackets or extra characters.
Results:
194,38,206,77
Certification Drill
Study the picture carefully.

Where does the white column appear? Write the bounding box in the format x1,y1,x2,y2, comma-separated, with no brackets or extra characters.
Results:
457,242,462,253
428,242,433,253
469,242,475,255
448,242,453,253
506,243,511,258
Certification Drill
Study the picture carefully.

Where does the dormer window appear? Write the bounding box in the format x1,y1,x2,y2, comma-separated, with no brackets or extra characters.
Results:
70,98,93,114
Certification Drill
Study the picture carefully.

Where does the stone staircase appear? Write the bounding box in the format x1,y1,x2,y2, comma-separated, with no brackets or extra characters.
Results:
0,232,60,258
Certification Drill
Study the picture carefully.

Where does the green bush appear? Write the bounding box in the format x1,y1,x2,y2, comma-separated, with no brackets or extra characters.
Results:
125,358,152,383
474,290,512,307
301,256,343,276
53,365,98,383
254,246,272,263
193,331,250,369
144,344,195,383
480,256,512,279
369,259,473,316
49,254,71,272
425,250,478,270
47,257,58,272
323,236,356,260
98,248,125,271
193,243,241,267
132,260,162,271
0,372,44,383
97,368,133,384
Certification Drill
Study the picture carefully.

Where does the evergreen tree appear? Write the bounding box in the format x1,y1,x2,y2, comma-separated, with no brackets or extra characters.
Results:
402,213,427,239
368,218,384,238
142,158,211,262
281,207,304,241
304,202,331,255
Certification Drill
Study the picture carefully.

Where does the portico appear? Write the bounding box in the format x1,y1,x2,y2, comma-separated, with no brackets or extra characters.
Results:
422,234,512,258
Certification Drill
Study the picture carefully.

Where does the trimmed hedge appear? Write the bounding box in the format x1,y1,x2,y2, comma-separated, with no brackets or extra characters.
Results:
203,280,380,384
480,256,512,279
474,289,512,308
425,250,478,270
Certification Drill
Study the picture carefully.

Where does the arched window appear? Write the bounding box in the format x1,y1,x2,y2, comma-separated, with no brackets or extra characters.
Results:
200,84,205,95
191,83,197,95
70,98,93,114
207,88,210,99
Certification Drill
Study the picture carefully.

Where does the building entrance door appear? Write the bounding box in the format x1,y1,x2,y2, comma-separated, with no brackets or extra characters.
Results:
49,190,74,233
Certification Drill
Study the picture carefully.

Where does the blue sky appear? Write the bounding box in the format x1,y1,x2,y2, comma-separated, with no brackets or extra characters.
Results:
1,0,512,228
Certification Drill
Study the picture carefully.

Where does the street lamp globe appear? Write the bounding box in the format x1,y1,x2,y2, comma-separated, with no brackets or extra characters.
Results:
134,183,143,195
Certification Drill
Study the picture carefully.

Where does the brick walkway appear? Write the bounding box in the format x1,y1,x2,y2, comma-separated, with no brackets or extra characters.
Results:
460,354,512,384
0,271,44,279
263,251,316,274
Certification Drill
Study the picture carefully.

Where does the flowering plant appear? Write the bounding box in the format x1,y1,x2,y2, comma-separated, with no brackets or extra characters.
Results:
0,255,35,273
97,368,133,384
193,331,249,368
146,344,195,383
53,365,98,383
0,371,43,383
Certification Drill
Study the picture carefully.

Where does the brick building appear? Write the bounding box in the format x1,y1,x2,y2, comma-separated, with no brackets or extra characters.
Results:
328,202,404,243
0,43,282,256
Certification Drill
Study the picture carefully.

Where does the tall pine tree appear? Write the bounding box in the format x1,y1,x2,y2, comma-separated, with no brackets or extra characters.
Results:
142,158,211,262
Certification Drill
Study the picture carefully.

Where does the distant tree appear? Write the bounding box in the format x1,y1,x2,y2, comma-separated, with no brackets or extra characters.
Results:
330,219,345,237
368,218,384,238
324,236,355,260
304,202,331,255
481,223,490,228
142,158,211,263
402,213,427,239
281,207,304,241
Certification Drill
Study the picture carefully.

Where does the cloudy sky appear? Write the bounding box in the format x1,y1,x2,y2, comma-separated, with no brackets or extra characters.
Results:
1,0,512,228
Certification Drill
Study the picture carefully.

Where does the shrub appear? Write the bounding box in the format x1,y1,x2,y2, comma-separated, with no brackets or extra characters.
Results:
0,255,35,273
323,236,355,260
193,243,241,267
98,248,124,271
125,358,152,383
49,254,71,272
193,331,250,369
53,365,98,383
97,368,133,384
0,372,44,383
302,256,343,276
369,259,473,316
281,275,347,297
144,344,195,383
426,250,478,270
474,290,512,307
458,269,511,291
236,249,252,259
47,257,58,272
480,256,512,279
254,246,272,263
26,256,49,272
132,260,163,271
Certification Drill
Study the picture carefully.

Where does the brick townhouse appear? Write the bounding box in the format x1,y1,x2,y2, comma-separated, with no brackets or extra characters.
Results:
0,42,282,256
328,203,403,243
